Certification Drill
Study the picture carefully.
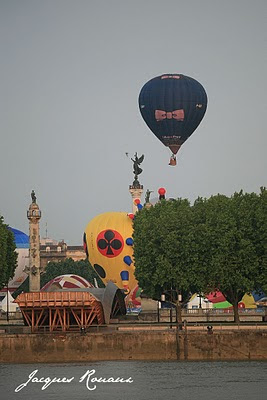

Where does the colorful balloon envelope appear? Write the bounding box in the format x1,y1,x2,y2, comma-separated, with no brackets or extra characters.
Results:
139,74,208,165
83,212,138,294
41,274,93,291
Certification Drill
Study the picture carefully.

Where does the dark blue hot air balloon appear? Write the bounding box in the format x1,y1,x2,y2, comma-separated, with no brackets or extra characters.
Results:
139,74,207,165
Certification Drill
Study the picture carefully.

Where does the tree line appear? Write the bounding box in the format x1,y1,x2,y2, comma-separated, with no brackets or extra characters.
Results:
133,188,267,322
0,216,17,290
13,258,104,298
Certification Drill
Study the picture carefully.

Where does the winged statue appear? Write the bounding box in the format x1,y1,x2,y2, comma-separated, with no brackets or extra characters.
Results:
130,152,145,187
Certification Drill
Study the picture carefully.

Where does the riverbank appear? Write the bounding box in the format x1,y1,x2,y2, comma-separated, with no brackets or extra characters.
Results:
0,328,266,363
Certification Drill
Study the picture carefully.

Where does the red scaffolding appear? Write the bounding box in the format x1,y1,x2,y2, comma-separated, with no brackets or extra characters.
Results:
16,291,105,332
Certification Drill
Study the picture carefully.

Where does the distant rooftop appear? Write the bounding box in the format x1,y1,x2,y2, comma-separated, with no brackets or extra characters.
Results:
40,237,58,246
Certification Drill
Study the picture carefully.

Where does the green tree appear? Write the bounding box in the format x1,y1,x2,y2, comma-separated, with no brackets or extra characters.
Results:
40,258,104,288
202,191,267,322
6,229,18,284
0,217,8,288
133,199,209,323
254,188,267,292
133,190,267,324
13,258,104,297
0,216,17,289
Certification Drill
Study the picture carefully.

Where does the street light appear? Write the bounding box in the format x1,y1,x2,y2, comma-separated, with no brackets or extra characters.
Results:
6,280,9,324
198,293,202,309
161,288,175,329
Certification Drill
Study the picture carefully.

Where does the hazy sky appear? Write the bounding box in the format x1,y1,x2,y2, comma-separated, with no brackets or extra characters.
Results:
1,0,266,244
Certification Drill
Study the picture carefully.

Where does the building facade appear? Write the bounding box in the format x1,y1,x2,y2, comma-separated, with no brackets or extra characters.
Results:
40,238,85,269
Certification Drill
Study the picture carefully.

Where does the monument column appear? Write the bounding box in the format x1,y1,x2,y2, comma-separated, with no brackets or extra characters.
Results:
26,190,42,292
129,185,143,214
129,153,144,214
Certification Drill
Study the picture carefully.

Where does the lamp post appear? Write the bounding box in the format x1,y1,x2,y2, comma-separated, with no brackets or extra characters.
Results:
6,280,9,324
161,294,166,324
161,287,175,329
199,293,202,309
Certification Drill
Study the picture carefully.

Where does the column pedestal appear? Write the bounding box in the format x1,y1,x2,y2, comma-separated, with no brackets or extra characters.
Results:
129,185,143,214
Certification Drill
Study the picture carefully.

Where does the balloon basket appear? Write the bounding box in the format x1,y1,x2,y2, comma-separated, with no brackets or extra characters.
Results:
169,157,177,166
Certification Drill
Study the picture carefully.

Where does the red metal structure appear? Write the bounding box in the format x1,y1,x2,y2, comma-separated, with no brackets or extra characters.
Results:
16,291,105,332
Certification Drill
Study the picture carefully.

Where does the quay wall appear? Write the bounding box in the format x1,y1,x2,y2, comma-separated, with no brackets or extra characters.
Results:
0,329,266,363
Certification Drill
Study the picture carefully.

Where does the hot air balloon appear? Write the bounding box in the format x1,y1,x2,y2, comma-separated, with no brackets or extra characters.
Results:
139,74,207,165
84,212,138,294
83,212,141,309
41,274,94,291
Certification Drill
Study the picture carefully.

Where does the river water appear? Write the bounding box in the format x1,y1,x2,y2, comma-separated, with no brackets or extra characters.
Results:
0,361,266,400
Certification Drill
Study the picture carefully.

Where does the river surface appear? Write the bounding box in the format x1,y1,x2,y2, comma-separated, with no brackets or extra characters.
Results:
0,361,266,400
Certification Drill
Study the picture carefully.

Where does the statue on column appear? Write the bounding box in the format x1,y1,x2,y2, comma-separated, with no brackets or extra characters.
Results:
131,153,144,188
31,190,36,204
145,189,153,204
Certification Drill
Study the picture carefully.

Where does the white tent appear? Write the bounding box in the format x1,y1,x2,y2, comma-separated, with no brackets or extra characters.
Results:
186,293,213,309
1,291,18,313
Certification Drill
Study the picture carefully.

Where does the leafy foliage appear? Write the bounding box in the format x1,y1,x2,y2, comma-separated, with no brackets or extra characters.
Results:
133,189,267,322
202,190,267,321
133,199,206,304
0,216,17,289
13,258,104,298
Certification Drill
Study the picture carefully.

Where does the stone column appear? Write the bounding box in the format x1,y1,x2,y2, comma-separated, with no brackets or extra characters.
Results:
26,193,42,292
129,185,143,214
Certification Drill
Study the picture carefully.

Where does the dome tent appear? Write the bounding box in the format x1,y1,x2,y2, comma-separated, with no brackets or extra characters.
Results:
8,227,29,249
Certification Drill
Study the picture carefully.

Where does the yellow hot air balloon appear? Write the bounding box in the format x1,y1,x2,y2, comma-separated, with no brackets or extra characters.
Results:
83,212,138,294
